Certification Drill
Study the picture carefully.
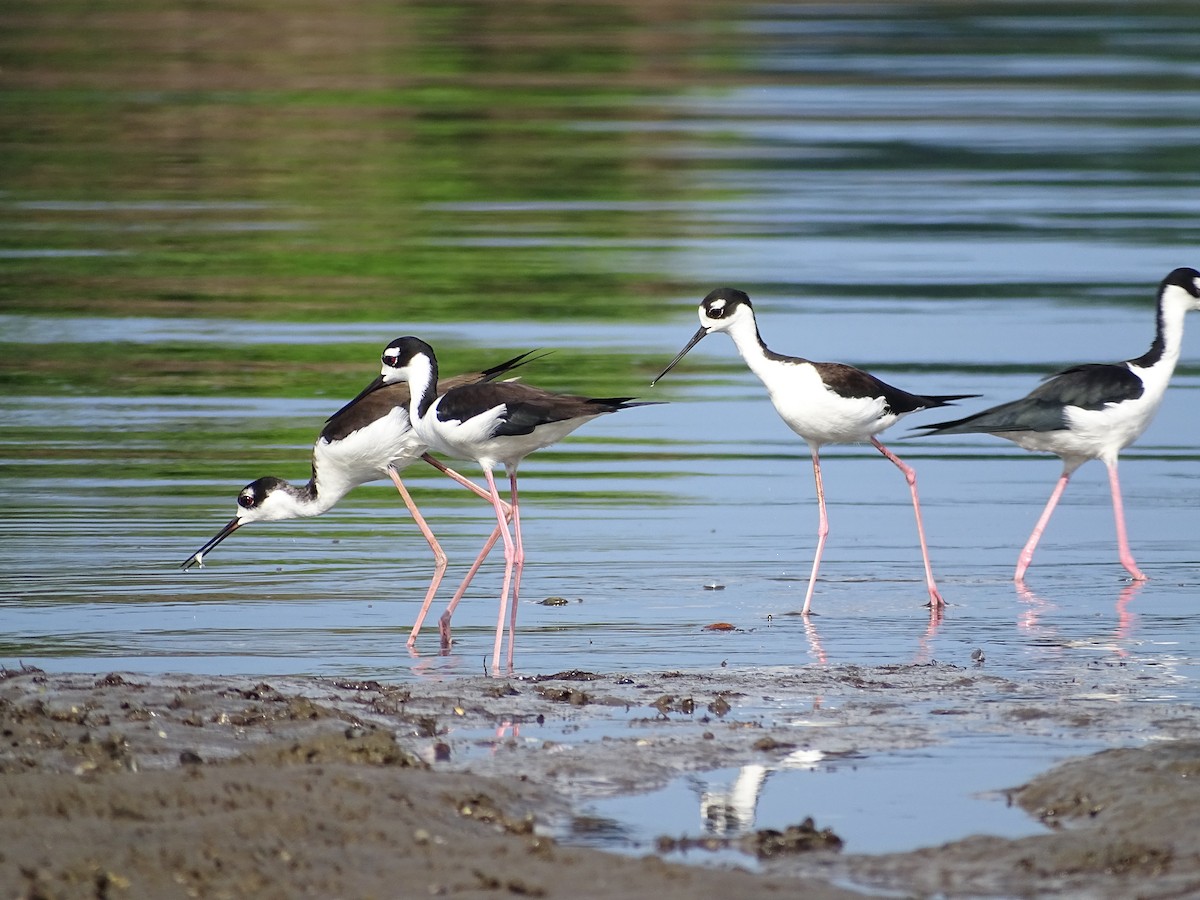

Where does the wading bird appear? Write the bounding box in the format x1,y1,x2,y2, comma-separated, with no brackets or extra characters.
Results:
377,336,655,672
181,351,537,645
914,267,1200,583
654,287,974,614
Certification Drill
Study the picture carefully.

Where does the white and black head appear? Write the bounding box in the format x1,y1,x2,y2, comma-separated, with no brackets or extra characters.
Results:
1162,267,1200,309
180,476,293,569
652,287,754,385
379,336,437,386
697,287,754,333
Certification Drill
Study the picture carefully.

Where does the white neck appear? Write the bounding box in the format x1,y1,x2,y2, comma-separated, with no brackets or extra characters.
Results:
720,311,779,384
249,479,336,522
405,354,439,427
1130,283,1195,396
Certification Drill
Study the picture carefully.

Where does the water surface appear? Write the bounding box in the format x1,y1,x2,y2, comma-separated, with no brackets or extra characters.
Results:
3,0,1200,860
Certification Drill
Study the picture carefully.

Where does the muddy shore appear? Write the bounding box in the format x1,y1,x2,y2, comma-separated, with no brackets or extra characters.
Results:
3,664,1199,899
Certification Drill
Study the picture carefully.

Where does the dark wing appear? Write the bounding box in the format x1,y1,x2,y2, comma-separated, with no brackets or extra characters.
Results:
1029,363,1143,410
914,397,1069,435
325,374,389,425
437,382,651,437
320,382,412,442
914,363,1143,436
320,350,541,441
814,362,977,415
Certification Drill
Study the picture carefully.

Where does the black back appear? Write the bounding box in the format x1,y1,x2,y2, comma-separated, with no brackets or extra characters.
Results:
436,381,652,437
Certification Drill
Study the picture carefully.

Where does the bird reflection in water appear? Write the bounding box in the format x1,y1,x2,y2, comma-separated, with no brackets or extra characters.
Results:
1016,580,1143,659
697,749,826,836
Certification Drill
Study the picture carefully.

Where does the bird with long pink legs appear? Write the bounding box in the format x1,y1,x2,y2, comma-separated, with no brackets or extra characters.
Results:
376,336,655,673
182,350,536,646
915,267,1200,584
654,287,974,615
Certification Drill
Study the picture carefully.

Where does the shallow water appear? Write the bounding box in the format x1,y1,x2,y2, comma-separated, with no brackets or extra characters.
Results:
580,740,1072,858
3,0,1200,862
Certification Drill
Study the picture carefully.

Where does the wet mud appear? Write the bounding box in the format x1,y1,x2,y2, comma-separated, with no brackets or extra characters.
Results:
2,664,1199,898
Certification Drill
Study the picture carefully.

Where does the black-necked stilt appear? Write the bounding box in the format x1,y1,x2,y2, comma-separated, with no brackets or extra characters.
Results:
377,336,656,673
914,267,1200,583
653,287,974,614
181,350,537,645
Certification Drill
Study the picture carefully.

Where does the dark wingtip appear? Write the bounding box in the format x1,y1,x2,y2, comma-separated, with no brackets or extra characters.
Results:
482,349,551,381
589,397,666,411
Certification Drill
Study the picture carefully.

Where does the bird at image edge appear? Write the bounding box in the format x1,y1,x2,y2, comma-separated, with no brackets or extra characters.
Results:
914,267,1200,584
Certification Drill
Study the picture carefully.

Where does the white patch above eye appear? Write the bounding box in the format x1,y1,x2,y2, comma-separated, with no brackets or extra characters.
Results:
708,298,727,313
383,351,401,367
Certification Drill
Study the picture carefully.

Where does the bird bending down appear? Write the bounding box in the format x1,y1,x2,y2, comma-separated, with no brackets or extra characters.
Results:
378,336,656,673
654,287,974,614
181,350,537,645
914,267,1200,583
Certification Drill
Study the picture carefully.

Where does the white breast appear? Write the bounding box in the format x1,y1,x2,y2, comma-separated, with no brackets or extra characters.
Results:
761,363,894,446
315,406,425,493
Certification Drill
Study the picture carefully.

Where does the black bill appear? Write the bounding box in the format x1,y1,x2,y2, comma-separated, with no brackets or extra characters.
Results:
181,517,242,569
651,325,709,386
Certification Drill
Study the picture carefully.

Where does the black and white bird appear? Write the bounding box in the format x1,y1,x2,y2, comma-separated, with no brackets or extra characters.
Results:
377,336,655,673
181,351,536,645
653,287,973,614
914,267,1200,583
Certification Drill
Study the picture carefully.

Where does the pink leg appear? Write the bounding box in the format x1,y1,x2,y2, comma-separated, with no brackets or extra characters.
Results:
387,470,448,646
1016,470,1071,582
871,437,944,610
504,470,525,671
801,447,829,616
417,452,512,649
1106,459,1147,581
481,466,516,675
438,526,503,650
422,453,511,514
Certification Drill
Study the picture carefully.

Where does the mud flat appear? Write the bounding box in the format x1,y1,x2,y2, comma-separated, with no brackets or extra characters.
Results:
3,663,1199,898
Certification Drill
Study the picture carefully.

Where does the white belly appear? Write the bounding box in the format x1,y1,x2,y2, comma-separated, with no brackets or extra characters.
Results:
419,401,597,471
765,374,896,446
314,407,425,492
1008,394,1161,464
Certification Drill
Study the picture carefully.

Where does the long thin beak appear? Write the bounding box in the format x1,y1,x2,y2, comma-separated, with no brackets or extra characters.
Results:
651,326,709,386
325,374,387,423
181,517,242,569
